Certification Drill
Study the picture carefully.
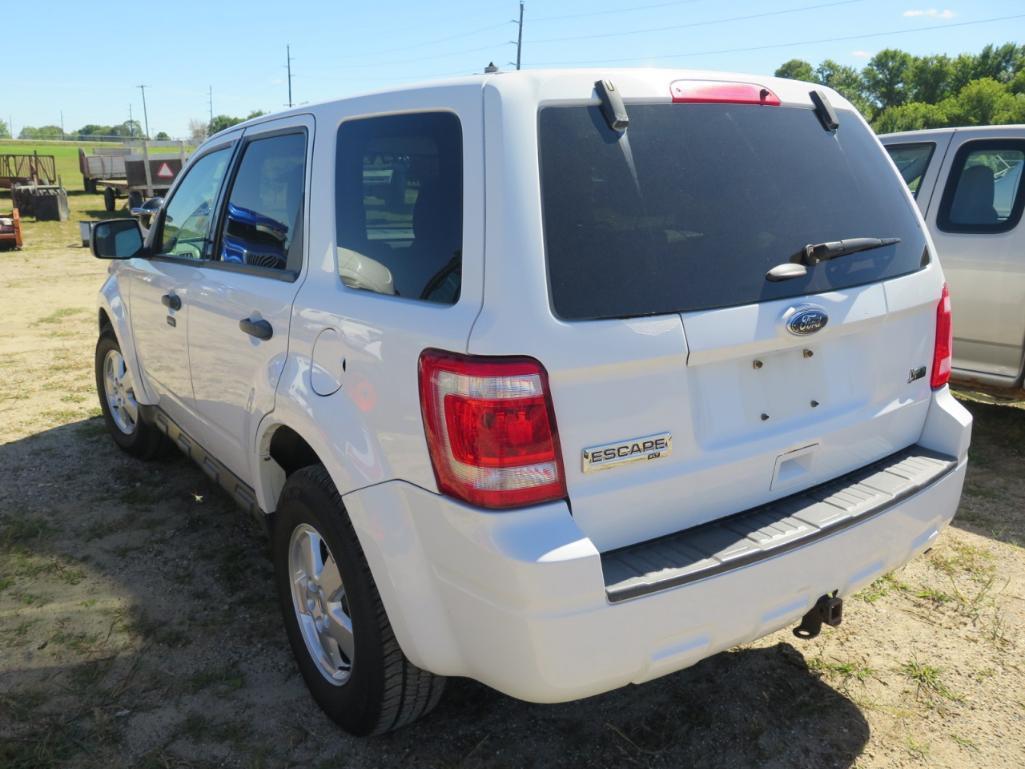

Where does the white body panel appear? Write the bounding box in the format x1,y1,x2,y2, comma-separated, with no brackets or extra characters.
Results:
100,68,973,704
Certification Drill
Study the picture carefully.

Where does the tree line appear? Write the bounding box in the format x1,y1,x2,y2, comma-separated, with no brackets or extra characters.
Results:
775,42,1025,133
3,120,171,142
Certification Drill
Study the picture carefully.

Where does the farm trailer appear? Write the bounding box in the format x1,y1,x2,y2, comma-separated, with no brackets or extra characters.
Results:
81,141,189,212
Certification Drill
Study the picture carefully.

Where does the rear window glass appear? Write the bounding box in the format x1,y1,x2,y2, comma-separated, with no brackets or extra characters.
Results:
885,142,935,198
539,103,928,320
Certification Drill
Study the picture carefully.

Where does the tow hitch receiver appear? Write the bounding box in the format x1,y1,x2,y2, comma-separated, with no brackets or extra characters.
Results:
793,593,843,639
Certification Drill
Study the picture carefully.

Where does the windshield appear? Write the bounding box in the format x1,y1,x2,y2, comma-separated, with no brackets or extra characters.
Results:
539,103,927,320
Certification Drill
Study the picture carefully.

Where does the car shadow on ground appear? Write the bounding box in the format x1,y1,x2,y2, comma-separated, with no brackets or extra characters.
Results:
0,417,872,767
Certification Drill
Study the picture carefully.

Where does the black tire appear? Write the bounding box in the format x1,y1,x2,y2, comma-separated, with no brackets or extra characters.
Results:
272,465,445,735
103,186,116,212
128,190,143,209
94,332,168,460
84,178,96,194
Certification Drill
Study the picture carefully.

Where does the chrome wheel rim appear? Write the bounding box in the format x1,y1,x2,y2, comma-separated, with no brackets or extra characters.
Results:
288,524,353,686
103,349,139,435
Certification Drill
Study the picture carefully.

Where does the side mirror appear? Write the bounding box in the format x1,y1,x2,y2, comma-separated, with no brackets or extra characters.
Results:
91,219,146,259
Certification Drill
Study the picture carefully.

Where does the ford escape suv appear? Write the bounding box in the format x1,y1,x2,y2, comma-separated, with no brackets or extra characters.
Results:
90,69,972,736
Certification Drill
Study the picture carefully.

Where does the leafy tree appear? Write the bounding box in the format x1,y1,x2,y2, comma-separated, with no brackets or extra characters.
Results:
973,43,1021,83
18,125,63,140
863,49,914,109
815,59,871,115
774,43,1025,132
155,131,171,141
208,114,242,134
0,119,9,139
774,59,815,82
939,78,1025,126
909,55,952,104
873,102,950,133
246,110,266,120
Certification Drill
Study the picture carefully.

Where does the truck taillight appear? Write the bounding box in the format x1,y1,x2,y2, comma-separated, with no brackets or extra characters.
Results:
931,283,953,389
418,350,566,509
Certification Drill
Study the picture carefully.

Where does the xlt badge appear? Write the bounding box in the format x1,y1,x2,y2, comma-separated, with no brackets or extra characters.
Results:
582,433,672,473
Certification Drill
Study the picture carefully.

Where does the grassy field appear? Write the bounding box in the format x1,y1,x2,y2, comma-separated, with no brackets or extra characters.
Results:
1,195,1024,768
0,141,190,192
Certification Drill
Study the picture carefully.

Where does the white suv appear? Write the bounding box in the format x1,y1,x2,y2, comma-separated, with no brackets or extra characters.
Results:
91,69,972,735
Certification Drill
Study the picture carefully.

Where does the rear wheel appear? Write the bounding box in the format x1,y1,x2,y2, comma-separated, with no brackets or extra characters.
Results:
103,187,116,212
94,333,168,459
273,465,445,735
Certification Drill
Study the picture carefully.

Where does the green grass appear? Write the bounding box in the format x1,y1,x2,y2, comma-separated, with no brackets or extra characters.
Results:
0,140,191,192
901,658,960,701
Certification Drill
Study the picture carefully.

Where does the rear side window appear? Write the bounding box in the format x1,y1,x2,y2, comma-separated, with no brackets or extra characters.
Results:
218,131,307,272
885,142,935,198
539,103,928,320
335,112,462,304
938,140,1025,234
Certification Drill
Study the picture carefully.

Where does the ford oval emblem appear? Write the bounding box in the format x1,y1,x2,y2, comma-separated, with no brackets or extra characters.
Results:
786,306,829,336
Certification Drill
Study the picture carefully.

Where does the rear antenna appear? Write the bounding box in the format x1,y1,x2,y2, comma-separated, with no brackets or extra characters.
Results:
484,62,499,74
810,89,839,132
595,80,629,132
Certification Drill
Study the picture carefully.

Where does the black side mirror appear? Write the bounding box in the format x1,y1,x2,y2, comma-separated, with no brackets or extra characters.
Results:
91,219,146,259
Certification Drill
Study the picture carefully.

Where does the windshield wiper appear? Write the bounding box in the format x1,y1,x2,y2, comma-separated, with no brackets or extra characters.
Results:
765,237,901,282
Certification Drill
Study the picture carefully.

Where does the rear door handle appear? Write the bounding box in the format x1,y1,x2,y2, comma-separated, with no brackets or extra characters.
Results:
239,317,273,341
161,293,182,311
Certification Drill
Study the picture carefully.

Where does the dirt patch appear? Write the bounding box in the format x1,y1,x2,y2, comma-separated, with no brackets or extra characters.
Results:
2,195,1024,768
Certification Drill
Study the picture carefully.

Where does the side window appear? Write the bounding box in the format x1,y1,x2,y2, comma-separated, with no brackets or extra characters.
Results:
218,132,307,272
884,142,935,198
335,112,462,304
158,148,231,259
938,140,1025,234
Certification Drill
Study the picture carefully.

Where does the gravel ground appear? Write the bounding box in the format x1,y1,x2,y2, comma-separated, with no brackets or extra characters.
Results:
1,191,1023,769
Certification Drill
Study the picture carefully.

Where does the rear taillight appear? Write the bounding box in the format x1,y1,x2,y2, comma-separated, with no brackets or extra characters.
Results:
418,350,566,509
670,80,781,106
931,283,953,389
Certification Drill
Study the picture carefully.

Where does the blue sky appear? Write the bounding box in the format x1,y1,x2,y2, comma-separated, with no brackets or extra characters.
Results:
7,0,1024,138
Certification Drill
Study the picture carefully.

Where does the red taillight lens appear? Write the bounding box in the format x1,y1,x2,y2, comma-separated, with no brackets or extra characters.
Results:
670,80,781,106
931,283,953,389
418,350,566,509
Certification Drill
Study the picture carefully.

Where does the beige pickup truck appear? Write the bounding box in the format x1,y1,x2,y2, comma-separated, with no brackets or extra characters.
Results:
881,126,1025,389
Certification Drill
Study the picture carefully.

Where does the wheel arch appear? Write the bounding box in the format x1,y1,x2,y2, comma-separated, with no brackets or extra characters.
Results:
255,420,331,513
97,279,157,406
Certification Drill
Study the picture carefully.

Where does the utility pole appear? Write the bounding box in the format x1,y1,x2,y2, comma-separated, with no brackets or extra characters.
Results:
286,44,294,108
60,110,64,140
514,1,524,70
137,84,150,139
129,104,135,137
208,85,214,125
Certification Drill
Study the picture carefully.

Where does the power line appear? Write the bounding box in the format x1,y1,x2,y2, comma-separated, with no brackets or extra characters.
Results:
335,20,512,60
528,0,864,45
531,0,705,23
529,12,1025,66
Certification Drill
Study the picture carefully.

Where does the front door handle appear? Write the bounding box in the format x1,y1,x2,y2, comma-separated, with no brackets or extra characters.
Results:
161,293,182,311
239,317,273,341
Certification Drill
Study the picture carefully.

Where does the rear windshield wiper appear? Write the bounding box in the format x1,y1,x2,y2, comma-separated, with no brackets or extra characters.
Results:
766,237,901,282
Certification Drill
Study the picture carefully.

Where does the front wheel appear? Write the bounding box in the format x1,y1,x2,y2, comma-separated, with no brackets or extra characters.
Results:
272,465,445,735
94,333,168,459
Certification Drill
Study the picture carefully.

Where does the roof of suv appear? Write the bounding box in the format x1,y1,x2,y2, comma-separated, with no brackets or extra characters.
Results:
217,68,857,139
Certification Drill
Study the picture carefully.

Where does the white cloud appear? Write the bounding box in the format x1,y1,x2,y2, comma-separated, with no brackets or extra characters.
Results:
903,9,956,19
851,50,872,59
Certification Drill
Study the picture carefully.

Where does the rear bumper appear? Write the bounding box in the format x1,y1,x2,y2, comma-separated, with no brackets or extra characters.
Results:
342,390,971,703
